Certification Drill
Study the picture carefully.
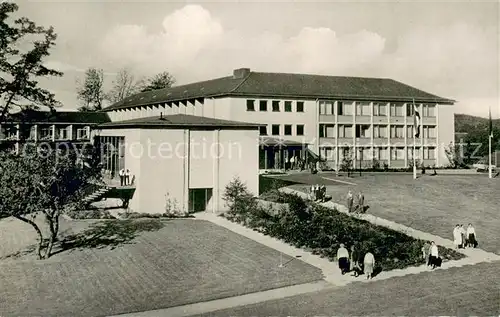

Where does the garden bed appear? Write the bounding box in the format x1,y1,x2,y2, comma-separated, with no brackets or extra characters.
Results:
225,179,465,272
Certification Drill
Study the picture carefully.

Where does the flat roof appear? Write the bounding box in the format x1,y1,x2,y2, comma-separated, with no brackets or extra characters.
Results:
98,114,262,129
103,68,455,111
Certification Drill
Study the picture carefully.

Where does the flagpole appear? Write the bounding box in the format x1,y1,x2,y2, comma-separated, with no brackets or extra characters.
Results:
489,134,492,179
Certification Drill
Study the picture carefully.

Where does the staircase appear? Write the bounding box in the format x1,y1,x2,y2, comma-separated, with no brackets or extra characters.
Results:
81,184,112,207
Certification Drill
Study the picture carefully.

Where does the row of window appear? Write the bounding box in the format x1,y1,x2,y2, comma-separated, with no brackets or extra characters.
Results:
260,124,305,136
320,124,436,138
319,101,436,117
321,147,436,160
247,100,304,113
1,126,90,140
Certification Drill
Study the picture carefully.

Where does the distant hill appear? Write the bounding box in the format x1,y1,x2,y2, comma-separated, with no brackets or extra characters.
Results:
455,113,500,134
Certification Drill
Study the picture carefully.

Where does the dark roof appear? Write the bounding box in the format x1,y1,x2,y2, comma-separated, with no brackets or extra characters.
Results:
6,110,111,124
103,69,455,111
98,114,261,129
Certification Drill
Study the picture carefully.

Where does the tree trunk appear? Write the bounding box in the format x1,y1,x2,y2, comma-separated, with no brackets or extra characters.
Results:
13,215,44,260
44,213,60,259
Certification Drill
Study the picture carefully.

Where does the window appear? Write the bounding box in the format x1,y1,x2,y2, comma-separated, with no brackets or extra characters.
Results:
337,101,344,115
338,125,353,138
321,147,335,161
319,124,334,138
373,103,387,116
271,124,280,136
374,147,388,160
58,127,69,140
423,126,436,138
296,124,304,136
423,104,436,117
40,127,53,140
408,148,421,160
406,103,416,117
272,100,280,112
390,126,404,138
296,101,304,112
284,124,292,135
246,100,255,111
391,147,405,160
259,100,267,111
390,104,403,116
259,125,267,136
319,101,334,115
29,126,37,140
356,103,370,116
355,125,370,138
373,125,387,138
284,101,292,112
76,128,89,140
424,147,436,159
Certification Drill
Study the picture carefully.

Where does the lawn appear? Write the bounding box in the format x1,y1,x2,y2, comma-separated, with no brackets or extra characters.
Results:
0,217,322,317
193,261,500,316
270,173,500,254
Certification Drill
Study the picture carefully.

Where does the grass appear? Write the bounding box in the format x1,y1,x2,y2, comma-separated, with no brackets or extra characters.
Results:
280,173,500,254
0,218,322,317
193,261,500,316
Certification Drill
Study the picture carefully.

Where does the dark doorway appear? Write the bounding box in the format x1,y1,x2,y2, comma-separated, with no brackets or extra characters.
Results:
188,188,213,213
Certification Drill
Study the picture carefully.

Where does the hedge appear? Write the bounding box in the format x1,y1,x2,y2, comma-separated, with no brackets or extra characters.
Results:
225,179,465,272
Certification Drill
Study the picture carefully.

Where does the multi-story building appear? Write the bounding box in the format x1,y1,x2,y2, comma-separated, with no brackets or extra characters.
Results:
102,68,455,170
0,110,111,152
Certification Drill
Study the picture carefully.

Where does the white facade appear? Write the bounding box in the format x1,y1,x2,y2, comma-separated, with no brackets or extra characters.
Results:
105,97,455,168
95,126,259,214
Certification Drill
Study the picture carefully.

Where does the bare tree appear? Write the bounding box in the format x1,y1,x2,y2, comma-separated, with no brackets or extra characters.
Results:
106,68,144,103
77,68,105,111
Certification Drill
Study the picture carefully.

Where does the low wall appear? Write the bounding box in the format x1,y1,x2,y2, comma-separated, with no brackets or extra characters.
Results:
256,199,288,217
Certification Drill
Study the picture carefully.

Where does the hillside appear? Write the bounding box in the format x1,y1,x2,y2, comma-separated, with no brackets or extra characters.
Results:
455,113,500,133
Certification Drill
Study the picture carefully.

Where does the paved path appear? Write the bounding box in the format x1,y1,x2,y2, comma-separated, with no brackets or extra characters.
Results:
110,280,334,317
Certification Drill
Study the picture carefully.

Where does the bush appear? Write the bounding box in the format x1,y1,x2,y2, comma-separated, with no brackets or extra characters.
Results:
65,209,115,220
120,211,193,219
223,177,465,271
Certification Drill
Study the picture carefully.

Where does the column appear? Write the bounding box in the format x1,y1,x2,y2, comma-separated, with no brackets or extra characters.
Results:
387,103,391,167
404,103,408,168
183,129,190,213
436,104,440,166
33,124,38,141
352,102,356,169
370,102,374,167
51,124,55,142
212,129,220,213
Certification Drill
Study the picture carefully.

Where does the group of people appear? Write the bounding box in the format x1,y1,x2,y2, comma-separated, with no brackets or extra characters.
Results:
347,190,365,214
283,155,306,171
118,168,132,186
337,243,376,279
309,184,329,202
421,241,441,269
453,223,478,249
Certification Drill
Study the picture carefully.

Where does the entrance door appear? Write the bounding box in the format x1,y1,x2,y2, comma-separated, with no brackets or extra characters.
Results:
188,188,213,213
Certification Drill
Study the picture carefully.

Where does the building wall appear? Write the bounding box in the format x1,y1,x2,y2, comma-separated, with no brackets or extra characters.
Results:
436,103,455,166
95,126,259,214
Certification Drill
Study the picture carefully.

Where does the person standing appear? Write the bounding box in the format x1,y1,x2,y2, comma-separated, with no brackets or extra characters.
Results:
422,241,430,265
363,251,375,279
337,243,350,275
350,244,362,277
119,168,125,186
429,241,439,269
459,224,467,248
357,191,365,213
290,155,296,170
125,169,131,186
347,190,354,213
467,223,477,248
453,224,462,249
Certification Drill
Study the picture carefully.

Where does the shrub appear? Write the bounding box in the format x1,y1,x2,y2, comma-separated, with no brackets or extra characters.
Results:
120,211,193,219
223,178,465,271
65,209,115,220
165,193,189,218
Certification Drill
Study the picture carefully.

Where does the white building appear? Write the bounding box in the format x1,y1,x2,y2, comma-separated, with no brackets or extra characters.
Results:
102,68,456,171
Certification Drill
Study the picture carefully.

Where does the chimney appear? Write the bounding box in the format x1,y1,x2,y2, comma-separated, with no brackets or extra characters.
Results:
233,68,251,79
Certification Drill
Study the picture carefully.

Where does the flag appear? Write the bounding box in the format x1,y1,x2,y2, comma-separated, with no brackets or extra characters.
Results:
489,107,493,137
413,101,421,138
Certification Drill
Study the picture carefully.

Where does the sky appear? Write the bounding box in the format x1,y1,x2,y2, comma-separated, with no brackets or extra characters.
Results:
14,0,500,118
